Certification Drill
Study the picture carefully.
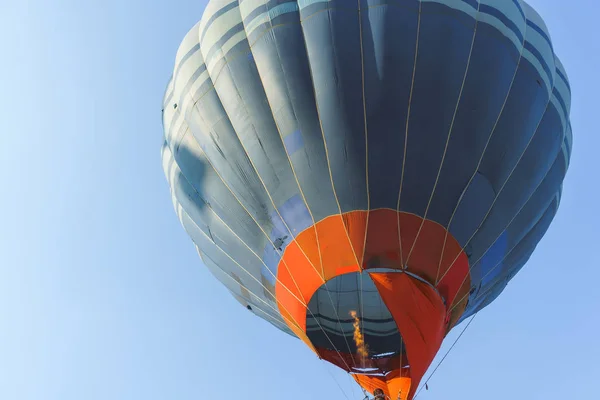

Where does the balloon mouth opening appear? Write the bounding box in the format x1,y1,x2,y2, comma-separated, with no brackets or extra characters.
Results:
300,271,447,400
304,271,410,374
274,210,471,399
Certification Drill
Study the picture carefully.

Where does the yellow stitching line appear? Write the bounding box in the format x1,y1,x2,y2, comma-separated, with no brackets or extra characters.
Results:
174,65,354,372
358,0,370,271
404,3,480,269
199,249,294,327
397,1,422,270
191,30,331,293
169,1,525,137
197,247,351,372
433,18,529,285
446,119,561,314
180,199,303,331
436,96,554,288
168,102,309,306
434,32,529,286
298,7,362,273
246,9,358,365
167,132,306,308
357,0,369,363
175,167,351,370
252,6,327,287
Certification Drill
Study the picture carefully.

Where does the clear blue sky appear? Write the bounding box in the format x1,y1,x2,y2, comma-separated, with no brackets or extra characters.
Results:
1,1,598,399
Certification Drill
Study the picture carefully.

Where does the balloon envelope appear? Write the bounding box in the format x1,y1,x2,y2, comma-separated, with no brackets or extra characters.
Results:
161,0,572,398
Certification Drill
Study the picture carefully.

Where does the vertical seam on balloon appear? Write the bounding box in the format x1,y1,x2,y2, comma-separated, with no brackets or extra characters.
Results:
358,0,369,271
170,129,308,308
194,229,321,356
246,4,324,277
201,50,329,296
199,248,291,325
247,9,358,365
244,6,325,279
357,0,369,362
436,93,554,288
172,95,313,308
297,8,363,272
170,20,361,370
433,17,529,286
461,132,563,298
179,84,355,372
173,139,351,369
451,200,546,313
180,199,306,323
397,0,422,268
446,120,559,314
253,15,358,363
404,2,481,270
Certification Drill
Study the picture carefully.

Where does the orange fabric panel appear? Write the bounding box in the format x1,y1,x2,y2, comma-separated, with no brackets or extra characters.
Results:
364,209,403,270
279,241,324,303
354,373,411,400
370,272,446,400
436,233,470,309
275,210,469,381
276,240,323,332
447,292,469,333
294,226,324,275
386,376,412,400
401,216,447,283
276,214,359,344
397,213,421,266
278,307,319,354
342,211,368,267
314,215,360,280
336,265,361,276
397,213,470,310
275,269,307,331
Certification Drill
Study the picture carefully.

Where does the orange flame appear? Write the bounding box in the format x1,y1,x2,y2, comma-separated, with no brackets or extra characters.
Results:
349,310,369,363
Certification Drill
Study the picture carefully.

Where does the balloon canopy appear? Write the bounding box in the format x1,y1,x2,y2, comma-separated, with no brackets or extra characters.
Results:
161,0,572,398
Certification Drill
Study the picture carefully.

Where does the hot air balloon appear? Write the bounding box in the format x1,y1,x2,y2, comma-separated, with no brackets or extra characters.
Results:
161,0,572,398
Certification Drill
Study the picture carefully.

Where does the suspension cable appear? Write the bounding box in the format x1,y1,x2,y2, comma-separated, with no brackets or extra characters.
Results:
414,313,478,399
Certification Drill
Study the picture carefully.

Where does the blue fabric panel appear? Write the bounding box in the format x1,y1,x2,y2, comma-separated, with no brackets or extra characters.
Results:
365,1,419,210
247,5,339,223
184,87,275,231
399,2,476,217
471,231,509,290
447,44,554,254
246,7,301,44
427,18,523,227
502,203,557,283
464,145,567,309
467,104,564,265
283,129,304,156
479,4,524,43
477,60,551,194
199,1,239,43
209,38,313,237
199,249,282,322
449,172,496,247
242,0,296,26
274,194,313,239
502,153,567,258
176,201,268,301
162,0,574,336
462,197,560,320
300,1,369,213
170,134,286,284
